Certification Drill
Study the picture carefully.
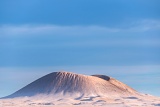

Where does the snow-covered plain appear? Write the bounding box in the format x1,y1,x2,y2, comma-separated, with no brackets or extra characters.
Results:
0,72,160,107
0,94,160,107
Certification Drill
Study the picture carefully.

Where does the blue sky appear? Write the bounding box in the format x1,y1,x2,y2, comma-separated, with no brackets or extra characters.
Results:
0,0,160,97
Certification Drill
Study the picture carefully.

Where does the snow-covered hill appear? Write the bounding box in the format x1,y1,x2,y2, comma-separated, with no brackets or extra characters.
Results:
0,71,160,107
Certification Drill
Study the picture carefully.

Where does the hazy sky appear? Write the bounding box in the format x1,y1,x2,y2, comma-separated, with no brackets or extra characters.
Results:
0,0,160,97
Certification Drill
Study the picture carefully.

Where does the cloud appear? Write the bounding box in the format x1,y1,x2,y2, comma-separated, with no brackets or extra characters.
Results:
0,19,160,37
0,25,120,37
127,19,160,32
0,19,160,48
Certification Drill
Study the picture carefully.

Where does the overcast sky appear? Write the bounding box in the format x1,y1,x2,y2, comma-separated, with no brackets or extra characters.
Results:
0,0,160,97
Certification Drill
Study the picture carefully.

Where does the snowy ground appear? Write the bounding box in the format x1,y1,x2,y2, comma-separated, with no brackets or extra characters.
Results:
0,94,160,107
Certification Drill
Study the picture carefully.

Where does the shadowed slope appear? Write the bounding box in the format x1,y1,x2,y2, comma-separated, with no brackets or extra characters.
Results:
3,72,138,98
